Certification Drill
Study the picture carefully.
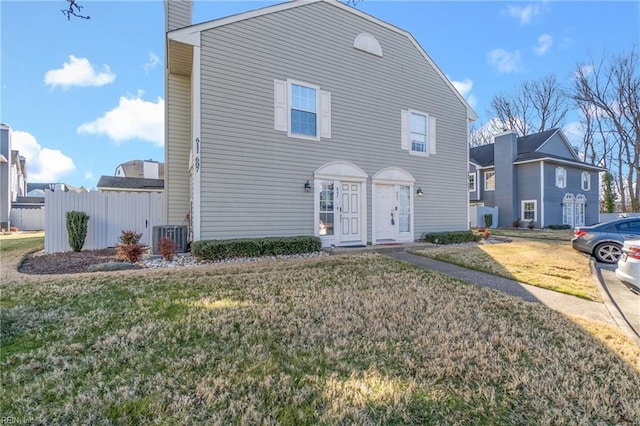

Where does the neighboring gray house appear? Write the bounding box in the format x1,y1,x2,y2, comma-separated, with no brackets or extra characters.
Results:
469,128,606,228
165,0,477,247
114,159,164,180
97,176,164,193
1,124,27,230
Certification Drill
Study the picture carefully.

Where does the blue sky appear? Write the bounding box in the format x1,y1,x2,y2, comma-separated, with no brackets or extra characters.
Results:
1,0,638,189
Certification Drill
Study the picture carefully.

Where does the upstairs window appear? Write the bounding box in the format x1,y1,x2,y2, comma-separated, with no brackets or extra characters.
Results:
274,79,331,140
556,167,567,188
484,171,495,191
401,109,436,156
410,112,427,154
290,84,317,137
581,171,591,191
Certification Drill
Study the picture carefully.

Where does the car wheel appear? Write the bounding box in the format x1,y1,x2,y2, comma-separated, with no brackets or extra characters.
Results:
593,242,623,264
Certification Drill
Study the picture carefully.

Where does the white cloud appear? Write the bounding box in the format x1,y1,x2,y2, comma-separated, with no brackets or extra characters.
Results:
12,131,75,182
45,55,116,89
534,34,553,55
450,78,478,108
84,171,96,182
77,93,165,146
144,52,160,74
487,49,523,74
506,4,543,25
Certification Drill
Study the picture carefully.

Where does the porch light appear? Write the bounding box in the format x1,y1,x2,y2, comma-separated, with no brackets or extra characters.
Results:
416,187,424,197
304,180,312,192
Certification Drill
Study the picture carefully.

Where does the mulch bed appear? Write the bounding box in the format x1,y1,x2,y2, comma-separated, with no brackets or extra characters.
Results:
18,248,138,275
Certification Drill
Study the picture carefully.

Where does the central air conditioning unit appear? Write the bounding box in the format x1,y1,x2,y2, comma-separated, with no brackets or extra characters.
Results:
152,225,188,255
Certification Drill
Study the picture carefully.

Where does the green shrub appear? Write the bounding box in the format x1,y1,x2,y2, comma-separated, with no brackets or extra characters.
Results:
422,230,480,245
191,236,321,261
483,213,493,229
66,211,90,252
119,230,142,245
548,224,571,230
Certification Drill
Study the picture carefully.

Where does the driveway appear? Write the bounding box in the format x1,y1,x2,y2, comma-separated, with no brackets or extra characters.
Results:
595,262,640,340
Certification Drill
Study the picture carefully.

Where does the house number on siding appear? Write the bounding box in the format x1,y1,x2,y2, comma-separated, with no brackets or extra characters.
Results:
195,137,200,173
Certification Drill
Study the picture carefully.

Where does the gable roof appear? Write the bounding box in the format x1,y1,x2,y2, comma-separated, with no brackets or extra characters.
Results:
168,0,477,122
470,128,605,171
97,176,164,192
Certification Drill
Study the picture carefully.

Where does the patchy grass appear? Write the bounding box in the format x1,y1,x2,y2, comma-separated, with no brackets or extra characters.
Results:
413,239,599,301
490,228,574,241
1,244,639,424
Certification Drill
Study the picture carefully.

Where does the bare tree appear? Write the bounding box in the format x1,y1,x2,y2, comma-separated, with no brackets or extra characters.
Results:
573,47,640,211
62,0,90,20
486,75,569,136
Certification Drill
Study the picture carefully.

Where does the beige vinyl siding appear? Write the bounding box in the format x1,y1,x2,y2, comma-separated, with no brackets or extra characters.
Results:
197,2,469,240
165,0,192,32
165,73,191,225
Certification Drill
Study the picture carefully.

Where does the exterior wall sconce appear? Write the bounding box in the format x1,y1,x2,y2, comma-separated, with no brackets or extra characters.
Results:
416,187,424,197
304,180,312,192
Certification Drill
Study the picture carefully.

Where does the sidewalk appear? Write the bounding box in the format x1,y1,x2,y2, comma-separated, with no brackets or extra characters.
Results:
383,251,640,346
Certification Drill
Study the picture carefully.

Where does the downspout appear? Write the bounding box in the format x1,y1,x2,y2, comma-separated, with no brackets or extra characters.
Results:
191,46,201,241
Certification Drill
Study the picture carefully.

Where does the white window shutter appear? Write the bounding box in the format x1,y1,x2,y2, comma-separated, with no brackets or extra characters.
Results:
401,109,409,150
319,90,331,139
428,116,437,155
274,79,287,132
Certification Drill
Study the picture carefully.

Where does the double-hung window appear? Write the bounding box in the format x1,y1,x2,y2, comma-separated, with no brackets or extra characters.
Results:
469,173,476,192
581,171,591,191
274,79,331,140
290,83,317,138
410,112,427,154
484,171,495,191
522,200,537,222
556,167,567,188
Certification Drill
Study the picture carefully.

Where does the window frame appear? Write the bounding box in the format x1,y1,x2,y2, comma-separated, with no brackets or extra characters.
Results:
581,171,591,191
408,109,428,156
555,167,567,189
484,170,495,191
287,79,320,141
469,173,476,192
522,199,537,222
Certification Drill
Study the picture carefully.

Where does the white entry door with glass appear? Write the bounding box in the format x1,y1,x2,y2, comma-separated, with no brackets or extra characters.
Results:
318,179,363,246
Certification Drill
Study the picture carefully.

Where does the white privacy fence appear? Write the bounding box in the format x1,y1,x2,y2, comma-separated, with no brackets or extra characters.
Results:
469,205,499,228
10,205,45,231
45,191,165,253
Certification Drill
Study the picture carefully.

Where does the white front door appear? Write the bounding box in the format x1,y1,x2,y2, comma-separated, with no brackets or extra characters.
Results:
375,184,395,241
340,182,362,243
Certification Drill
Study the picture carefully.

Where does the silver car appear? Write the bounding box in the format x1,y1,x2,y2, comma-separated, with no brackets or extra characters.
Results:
571,217,640,263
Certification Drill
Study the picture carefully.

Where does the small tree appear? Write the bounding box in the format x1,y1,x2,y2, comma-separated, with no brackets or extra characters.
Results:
483,213,493,229
66,211,90,252
602,172,618,213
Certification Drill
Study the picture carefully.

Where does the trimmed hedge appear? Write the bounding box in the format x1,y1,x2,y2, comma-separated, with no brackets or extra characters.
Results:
548,224,571,230
422,230,481,245
191,236,322,261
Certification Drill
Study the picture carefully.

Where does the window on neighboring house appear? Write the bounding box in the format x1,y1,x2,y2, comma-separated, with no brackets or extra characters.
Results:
484,171,495,191
401,109,436,156
582,171,591,191
469,173,476,192
556,167,567,188
273,79,331,140
522,200,537,222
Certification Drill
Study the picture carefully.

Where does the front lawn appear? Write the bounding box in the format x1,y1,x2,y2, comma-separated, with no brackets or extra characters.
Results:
2,242,639,424
412,238,599,301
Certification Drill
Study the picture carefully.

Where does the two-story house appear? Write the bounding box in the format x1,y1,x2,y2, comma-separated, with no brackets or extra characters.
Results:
165,0,477,247
469,128,606,228
1,123,27,231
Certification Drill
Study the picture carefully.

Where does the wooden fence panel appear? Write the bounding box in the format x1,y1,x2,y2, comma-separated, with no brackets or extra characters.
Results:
44,191,165,253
